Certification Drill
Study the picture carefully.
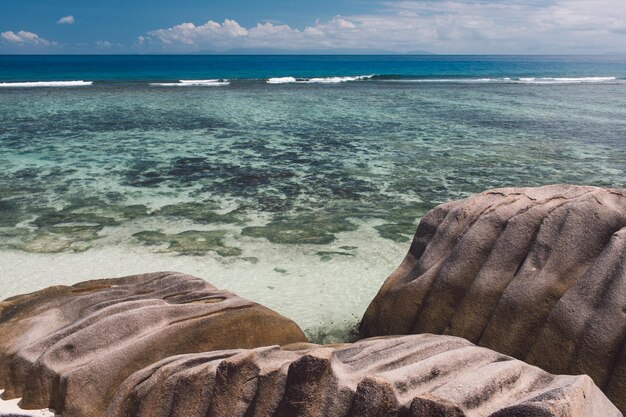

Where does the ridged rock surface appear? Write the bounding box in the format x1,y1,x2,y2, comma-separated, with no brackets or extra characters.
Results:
360,184,626,411
0,272,307,417
108,333,620,417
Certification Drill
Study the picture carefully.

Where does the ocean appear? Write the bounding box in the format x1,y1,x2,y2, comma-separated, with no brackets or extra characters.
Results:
1,55,625,341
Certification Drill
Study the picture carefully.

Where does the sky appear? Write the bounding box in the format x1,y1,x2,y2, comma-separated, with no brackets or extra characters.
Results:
1,0,626,54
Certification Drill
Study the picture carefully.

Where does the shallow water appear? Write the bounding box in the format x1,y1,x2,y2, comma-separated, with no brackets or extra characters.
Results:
1,56,625,341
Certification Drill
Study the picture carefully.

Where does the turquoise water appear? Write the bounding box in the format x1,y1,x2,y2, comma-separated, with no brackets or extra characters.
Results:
1,55,625,339
1,56,626,254
2,56,625,253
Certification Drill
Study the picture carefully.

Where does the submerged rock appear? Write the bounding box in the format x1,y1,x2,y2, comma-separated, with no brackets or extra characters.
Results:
133,230,242,257
0,272,307,417
360,184,626,412
108,334,620,417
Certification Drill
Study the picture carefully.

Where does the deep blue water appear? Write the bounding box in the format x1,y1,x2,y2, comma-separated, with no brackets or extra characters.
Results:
1,54,626,83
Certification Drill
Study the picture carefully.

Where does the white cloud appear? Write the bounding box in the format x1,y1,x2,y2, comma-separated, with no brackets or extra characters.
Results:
57,15,75,25
145,16,368,51
142,0,626,53
148,19,250,47
1,31,22,43
1,30,54,46
380,0,626,52
2,1,625,53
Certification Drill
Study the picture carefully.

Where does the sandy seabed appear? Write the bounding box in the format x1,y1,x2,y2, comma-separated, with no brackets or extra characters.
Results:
0,225,406,343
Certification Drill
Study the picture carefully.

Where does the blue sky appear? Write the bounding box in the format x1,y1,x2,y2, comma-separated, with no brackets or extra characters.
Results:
2,0,626,54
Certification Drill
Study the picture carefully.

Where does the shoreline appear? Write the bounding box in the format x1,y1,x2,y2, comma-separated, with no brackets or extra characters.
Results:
0,226,405,343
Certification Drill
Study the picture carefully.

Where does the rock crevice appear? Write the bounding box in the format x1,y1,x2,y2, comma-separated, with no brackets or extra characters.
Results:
0,272,307,417
360,184,626,412
107,334,621,417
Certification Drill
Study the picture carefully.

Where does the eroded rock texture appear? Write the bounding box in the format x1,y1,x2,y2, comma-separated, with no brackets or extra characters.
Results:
108,334,620,417
0,272,307,417
360,184,626,411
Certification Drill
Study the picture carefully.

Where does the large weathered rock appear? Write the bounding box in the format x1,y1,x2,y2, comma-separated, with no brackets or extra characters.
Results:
360,184,626,411
0,272,307,417
107,333,620,417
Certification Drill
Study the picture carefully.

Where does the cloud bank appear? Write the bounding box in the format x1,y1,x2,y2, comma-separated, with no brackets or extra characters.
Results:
1,0,625,53
57,15,75,25
142,0,626,53
145,17,365,51
1,30,54,46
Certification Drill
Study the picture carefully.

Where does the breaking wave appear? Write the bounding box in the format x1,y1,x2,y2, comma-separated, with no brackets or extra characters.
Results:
517,77,618,84
380,76,621,84
150,79,230,87
267,75,375,84
0,81,93,88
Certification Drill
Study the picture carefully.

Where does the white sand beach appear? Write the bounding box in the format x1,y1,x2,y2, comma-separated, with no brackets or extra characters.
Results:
0,224,406,343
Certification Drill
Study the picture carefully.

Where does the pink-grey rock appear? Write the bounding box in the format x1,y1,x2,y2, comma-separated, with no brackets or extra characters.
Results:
107,334,621,417
360,184,626,412
0,272,307,417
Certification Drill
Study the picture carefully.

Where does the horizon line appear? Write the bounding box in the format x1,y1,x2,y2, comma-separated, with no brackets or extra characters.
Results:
2,53,626,56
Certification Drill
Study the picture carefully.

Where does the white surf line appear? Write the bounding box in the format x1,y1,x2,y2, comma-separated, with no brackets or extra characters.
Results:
266,75,375,84
149,79,230,86
0,81,92,88
517,76,618,84
379,76,620,84
266,76,298,84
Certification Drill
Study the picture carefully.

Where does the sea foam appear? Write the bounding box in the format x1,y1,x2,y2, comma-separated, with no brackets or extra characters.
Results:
517,77,618,84
0,80,93,88
267,75,374,84
267,77,298,84
384,76,620,84
391,78,510,83
304,75,374,83
150,79,230,86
